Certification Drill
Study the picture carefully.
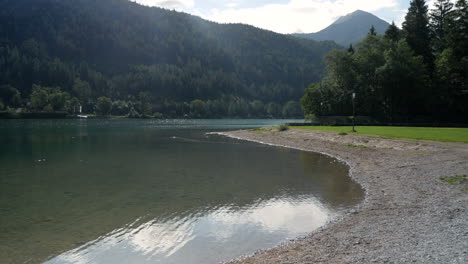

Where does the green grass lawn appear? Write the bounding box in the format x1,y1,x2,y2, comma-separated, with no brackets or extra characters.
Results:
295,126,468,143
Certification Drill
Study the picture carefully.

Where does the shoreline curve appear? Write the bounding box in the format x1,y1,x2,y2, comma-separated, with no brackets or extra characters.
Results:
216,128,467,264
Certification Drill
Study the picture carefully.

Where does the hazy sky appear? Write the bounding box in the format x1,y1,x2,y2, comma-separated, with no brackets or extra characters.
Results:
132,0,438,34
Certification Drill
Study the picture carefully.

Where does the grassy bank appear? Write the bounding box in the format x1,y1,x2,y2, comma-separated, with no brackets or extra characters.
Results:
295,126,468,143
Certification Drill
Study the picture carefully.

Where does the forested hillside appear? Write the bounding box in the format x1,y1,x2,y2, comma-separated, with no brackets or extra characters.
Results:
301,0,468,123
0,0,338,118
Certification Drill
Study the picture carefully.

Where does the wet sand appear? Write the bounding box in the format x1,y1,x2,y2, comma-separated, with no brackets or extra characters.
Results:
219,128,468,263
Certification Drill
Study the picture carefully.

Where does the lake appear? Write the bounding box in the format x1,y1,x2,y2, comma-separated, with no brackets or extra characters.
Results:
0,119,364,264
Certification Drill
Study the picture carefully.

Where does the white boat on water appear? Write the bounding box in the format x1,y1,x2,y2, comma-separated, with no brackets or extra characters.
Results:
77,115,88,119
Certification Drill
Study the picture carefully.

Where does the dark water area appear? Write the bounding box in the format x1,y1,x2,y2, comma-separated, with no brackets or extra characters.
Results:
0,119,364,264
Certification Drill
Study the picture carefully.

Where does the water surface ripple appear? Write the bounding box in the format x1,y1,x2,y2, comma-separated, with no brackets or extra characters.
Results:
0,119,364,264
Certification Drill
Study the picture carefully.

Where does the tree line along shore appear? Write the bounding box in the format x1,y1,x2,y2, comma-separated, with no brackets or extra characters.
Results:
1,0,466,123
301,0,468,124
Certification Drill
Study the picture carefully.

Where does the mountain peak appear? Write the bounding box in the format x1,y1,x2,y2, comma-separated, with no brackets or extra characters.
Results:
293,10,390,46
333,10,379,25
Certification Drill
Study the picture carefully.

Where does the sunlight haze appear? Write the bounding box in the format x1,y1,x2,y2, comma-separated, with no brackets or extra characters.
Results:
131,0,422,33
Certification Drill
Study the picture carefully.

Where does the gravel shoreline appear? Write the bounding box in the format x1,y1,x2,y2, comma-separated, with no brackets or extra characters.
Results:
219,128,468,264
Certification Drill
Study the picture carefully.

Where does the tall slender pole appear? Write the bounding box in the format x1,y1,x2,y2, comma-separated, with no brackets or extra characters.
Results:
352,92,356,132
320,102,323,125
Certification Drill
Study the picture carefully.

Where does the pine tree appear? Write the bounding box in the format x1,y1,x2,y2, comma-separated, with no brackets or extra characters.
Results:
449,0,468,57
430,0,454,53
403,0,434,68
434,0,468,120
385,21,401,42
451,0,468,92
368,25,377,36
347,44,355,54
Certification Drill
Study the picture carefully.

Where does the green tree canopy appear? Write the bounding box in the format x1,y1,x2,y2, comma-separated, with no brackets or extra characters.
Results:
430,0,454,53
403,0,434,68
30,85,71,112
96,96,113,116
384,22,402,42
266,102,281,118
190,99,206,118
0,85,22,107
282,101,303,118
376,40,429,120
301,83,324,117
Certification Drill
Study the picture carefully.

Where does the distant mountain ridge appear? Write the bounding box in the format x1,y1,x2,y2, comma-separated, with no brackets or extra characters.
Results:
293,10,391,46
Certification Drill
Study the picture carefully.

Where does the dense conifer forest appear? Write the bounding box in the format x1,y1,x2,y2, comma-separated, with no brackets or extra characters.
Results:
0,0,338,118
301,0,468,123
